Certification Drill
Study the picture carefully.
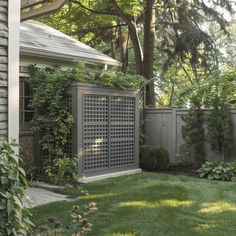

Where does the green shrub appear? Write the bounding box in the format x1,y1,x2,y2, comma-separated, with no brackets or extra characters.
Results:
207,97,233,161
139,145,169,171
181,97,205,164
197,161,236,181
0,139,34,235
43,156,79,185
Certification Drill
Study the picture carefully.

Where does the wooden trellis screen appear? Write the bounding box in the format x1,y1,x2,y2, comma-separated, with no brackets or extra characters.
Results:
68,83,140,177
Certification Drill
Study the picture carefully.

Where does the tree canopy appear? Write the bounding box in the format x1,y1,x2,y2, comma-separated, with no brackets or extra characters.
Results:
40,0,236,107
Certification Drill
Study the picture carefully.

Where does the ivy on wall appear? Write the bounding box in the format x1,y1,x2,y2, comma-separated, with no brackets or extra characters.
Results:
27,66,75,161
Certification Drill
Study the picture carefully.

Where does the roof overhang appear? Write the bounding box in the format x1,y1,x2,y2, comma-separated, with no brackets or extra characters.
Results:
20,46,121,67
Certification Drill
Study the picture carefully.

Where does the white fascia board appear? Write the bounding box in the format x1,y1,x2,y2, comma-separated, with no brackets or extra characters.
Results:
20,47,121,67
8,0,21,145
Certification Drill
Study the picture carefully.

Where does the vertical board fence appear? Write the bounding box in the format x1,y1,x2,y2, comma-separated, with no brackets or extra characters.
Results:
144,108,236,162
68,83,140,177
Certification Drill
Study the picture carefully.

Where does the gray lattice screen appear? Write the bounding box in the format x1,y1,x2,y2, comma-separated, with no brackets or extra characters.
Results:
82,94,136,173
83,95,109,171
110,97,135,167
68,83,139,177
39,84,139,176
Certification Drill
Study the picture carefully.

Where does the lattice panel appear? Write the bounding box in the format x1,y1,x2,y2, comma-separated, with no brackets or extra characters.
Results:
110,140,135,166
83,140,108,171
111,97,135,123
83,95,108,123
83,95,109,171
110,96,135,167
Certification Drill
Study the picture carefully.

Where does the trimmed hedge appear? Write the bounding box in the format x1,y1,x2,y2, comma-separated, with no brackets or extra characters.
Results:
139,145,169,171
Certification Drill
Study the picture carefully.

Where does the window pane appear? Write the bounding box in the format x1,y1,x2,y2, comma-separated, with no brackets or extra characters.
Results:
25,112,34,123
20,79,34,125
24,97,32,110
24,82,33,96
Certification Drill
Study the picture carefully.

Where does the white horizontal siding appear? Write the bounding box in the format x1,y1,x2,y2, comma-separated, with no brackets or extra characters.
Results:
0,0,8,137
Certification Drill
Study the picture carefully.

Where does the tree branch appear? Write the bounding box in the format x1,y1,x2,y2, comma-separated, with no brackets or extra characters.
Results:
75,23,127,36
96,23,127,30
179,62,193,85
110,0,143,74
109,0,134,26
71,0,118,16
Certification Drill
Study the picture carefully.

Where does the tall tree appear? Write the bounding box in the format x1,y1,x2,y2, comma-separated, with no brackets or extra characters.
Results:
40,0,235,107
110,0,157,106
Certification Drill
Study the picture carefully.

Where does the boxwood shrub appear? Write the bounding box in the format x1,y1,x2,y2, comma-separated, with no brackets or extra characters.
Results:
197,161,236,181
139,145,169,171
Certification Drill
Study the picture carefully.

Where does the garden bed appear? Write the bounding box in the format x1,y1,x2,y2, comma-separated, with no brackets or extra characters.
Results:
160,166,200,178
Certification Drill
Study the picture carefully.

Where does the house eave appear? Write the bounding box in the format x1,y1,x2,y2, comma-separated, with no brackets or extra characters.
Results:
20,46,121,67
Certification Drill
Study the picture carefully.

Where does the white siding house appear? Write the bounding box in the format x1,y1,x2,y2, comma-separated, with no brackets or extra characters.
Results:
0,0,21,143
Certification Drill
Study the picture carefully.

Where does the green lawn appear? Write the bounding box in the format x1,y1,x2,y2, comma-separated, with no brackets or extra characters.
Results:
31,172,236,236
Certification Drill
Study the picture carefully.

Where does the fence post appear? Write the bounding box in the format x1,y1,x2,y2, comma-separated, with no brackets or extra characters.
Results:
171,108,177,162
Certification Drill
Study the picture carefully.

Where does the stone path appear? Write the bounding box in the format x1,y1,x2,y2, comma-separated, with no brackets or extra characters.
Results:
24,187,72,208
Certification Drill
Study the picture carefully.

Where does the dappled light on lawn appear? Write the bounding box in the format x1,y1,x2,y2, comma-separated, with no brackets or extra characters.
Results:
80,193,114,200
112,232,140,236
119,199,192,208
195,223,214,231
199,201,236,214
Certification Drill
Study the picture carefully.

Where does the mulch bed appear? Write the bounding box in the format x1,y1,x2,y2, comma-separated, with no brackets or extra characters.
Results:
160,166,200,178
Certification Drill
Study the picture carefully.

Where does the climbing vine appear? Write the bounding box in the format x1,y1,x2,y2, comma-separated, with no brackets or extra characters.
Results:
27,65,75,162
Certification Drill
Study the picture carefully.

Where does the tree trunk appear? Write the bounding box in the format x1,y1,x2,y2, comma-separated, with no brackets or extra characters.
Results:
118,24,129,73
168,84,175,107
143,0,157,107
111,0,157,105
128,22,143,74
110,0,143,74
111,40,116,59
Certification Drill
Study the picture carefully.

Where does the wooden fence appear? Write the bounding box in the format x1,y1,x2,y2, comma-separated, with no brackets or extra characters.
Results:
144,108,236,162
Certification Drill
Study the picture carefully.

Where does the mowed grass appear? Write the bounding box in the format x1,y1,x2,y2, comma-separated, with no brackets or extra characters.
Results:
31,172,236,236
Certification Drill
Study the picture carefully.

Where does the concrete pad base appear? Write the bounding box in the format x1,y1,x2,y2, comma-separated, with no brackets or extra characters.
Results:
79,168,142,183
